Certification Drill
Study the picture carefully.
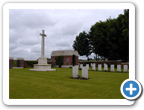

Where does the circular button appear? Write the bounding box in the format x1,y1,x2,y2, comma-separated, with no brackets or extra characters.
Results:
120,79,142,100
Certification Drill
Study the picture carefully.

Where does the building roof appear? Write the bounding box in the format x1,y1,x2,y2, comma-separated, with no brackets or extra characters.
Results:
51,50,78,56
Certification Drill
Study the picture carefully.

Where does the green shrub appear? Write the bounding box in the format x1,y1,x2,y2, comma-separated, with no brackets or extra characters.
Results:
79,68,82,70
77,75,81,78
13,60,17,67
55,56,64,68
26,61,38,67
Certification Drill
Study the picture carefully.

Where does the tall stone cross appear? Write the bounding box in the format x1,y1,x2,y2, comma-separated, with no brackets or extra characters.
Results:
40,30,47,58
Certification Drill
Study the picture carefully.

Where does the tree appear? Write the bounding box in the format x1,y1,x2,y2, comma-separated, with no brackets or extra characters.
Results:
117,9,129,61
88,9,129,61
73,9,129,61
89,21,109,60
72,31,92,60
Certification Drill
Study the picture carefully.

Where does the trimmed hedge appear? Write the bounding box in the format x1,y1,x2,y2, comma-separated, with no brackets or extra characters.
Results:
26,61,38,67
55,56,64,68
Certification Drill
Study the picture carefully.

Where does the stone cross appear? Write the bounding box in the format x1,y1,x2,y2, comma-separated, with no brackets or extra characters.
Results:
40,30,47,58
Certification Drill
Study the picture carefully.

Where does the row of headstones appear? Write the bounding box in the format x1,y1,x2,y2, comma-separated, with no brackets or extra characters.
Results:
79,63,128,72
72,66,88,79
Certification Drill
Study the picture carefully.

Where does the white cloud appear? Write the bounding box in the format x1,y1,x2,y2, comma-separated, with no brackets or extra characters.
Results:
9,9,124,60
9,9,57,30
61,22,83,35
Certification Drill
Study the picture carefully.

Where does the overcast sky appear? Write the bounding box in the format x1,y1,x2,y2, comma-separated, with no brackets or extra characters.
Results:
9,9,124,60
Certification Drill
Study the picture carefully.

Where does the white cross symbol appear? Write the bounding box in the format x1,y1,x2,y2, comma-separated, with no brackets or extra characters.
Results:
126,83,137,95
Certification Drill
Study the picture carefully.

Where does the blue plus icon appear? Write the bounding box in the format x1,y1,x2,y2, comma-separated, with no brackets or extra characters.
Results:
123,81,139,97
126,83,137,95
121,79,142,100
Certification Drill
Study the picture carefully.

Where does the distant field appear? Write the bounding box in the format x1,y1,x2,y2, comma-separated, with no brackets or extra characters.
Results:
9,67,128,99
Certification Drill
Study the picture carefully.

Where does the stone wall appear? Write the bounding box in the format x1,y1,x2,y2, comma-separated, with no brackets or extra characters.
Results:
17,58,24,67
75,56,79,66
24,61,33,67
9,57,128,69
9,57,14,69
63,56,72,65
24,60,52,68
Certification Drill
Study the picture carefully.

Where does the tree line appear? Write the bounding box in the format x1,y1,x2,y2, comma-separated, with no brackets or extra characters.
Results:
73,9,129,61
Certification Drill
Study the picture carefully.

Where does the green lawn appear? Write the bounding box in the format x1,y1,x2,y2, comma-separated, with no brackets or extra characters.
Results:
9,67,128,99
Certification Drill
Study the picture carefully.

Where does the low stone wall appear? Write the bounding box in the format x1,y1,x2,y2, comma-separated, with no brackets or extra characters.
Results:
17,58,24,67
24,60,52,67
24,61,33,67
9,57,14,69
9,57,129,69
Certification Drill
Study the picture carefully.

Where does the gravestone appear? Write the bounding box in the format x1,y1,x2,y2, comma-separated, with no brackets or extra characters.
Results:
104,64,108,71
117,65,121,72
86,64,89,70
72,66,78,78
82,67,88,79
104,63,106,67
111,65,114,72
91,63,93,67
123,65,128,72
98,64,102,71
92,63,96,70
80,64,83,68
78,63,80,67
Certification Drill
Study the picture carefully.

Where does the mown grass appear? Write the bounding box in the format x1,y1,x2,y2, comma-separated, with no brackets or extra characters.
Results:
9,67,128,99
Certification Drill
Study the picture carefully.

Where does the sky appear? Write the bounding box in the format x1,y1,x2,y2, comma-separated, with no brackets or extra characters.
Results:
9,9,124,60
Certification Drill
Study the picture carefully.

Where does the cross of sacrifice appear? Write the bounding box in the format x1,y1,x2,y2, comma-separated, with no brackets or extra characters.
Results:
40,30,47,58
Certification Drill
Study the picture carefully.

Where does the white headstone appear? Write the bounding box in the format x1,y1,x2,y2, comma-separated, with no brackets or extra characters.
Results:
104,64,108,71
104,63,106,67
92,63,96,70
123,65,128,72
117,65,121,72
111,65,114,72
98,64,102,71
91,63,93,67
80,64,83,68
82,67,88,78
86,64,89,70
72,66,78,78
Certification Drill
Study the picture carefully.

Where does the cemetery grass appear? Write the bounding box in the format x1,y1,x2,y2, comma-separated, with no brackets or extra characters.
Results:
9,67,128,99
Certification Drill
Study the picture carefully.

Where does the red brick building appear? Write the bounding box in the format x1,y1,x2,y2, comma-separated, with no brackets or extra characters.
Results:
51,50,78,67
